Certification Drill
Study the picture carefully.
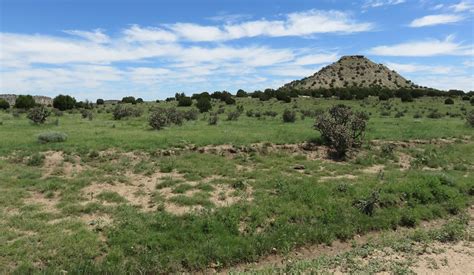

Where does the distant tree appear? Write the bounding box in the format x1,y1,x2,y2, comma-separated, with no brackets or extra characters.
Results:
192,92,211,101
236,89,248,97
444,98,454,105
0,99,10,110
470,97,474,106
196,97,212,113
177,96,193,107
136,98,144,103
121,96,136,104
15,95,36,109
224,96,236,105
53,94,76,110
96,99,105,105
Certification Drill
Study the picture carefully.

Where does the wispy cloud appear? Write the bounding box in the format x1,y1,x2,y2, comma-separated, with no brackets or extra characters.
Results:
363,0,406,8
368,35,472,56
409,14,465,27
450,1,474,12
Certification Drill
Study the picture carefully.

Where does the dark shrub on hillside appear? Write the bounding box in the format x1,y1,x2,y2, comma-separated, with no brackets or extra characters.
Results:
462,95,470,101
427,109,443,119
236,89,248,97
314,105,369,158
52,108,63,117
208,113,218,125
467,111,474,127
112,104,142,120
177,96,193,107
246,110,254,117
149,110,168,130
136,98,144,103
27,106,51,124
264,111,278,117
121,96,136,104
53,94,76,110
96,99,105,105
444,98,454,105
471,97,474,106
37,131,68,144
224,96,236,105
282,109,296,123
196,98,212,113
0,99,10,110
15,95,36,109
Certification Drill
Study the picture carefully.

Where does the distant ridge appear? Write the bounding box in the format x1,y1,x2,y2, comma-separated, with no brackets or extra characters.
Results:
0,94,53,106
284,55,418,90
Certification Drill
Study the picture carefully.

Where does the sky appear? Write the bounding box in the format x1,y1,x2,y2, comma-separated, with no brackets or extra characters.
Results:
0,0,473,100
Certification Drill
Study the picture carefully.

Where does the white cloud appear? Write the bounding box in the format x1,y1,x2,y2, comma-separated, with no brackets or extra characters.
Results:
450,1,474,12
123,25,177,42
409,14,464,27
368,35,472,56
293,53,338,65
432,4,444,10
364,0,406,8
413,75,474,91
63,29,110,44
385,62,456,74
124,10,373,42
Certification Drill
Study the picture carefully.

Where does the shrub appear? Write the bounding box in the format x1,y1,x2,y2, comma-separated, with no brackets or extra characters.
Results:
462,95,470,101
226,110,240,121
467,110,474,127
471,97,474,105
96,98,105,105
224,96,236,105
136,98,144,104
53,95,76,110
149,110,169,130
112,105,142,120
0,99,10,110
427,109,443,119
314,105,369,158
27,153,45,166
183,109,199,121
354,190,379,216
80,109,93,120
27,106,51,124
282,109,296,123
236,89,248,97
444,98,454,105
165,108,184,125
177,96,193,107
196,98,212,113
121,96,136,104
52,108,63,117
208,113,218,125
15,95,36,109
37,132,68,144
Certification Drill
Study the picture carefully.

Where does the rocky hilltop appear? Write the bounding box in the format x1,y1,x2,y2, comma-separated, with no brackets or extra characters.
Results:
0,94,53,106
284,55,417,90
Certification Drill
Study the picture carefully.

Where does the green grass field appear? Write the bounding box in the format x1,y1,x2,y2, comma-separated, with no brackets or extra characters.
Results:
0,96,472,273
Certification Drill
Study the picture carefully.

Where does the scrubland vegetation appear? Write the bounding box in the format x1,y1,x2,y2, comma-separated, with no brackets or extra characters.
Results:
0,90,473,273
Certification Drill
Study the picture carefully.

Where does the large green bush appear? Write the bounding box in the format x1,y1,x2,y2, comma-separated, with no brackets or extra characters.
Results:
53,94,76,110
27,106,51,124
282,109,296,123
196,98,212,113
0,99,10,110
15,95,36,109
314,105,369,158
112,105,142,120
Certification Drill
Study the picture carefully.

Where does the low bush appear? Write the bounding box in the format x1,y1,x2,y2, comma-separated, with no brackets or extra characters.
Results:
0,99,10,110
444,98,454,105
226,110,240,121
80,109,93,120
149,110,168,130
27,106,51,124
196,98,212,113
314,104,369,158
183,109,199,121
177,96,193,107
208,113,218,125
113,104,142,120
37,131,68,144
467,110,474,127
282,109,296,123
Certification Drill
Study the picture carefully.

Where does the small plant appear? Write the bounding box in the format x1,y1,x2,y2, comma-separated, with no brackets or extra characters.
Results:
314,105,369,158
282,109,296,123
208,113,218,125
27,153,45,166
183,109,199,121
354,190,379,216
226,110,240,121
165,108,184,125
0,99,10,110
37,131,68,144
112,104,142,120
80,109,93,120
466,110,474,127
27,106,51,124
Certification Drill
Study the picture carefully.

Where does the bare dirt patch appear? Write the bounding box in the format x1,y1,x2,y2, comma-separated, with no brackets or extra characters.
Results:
41,151,84,179
361,164,385,174
319,174,357,182
23,191,60,213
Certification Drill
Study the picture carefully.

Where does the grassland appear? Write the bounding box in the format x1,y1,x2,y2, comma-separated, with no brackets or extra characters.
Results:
0,96,472,273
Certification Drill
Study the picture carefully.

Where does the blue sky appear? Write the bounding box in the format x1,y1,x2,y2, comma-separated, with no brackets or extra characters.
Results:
0,0,473,100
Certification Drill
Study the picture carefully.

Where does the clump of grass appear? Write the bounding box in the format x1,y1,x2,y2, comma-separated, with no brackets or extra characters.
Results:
96,191,127,203
27,153,45,166
37,131,68,144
